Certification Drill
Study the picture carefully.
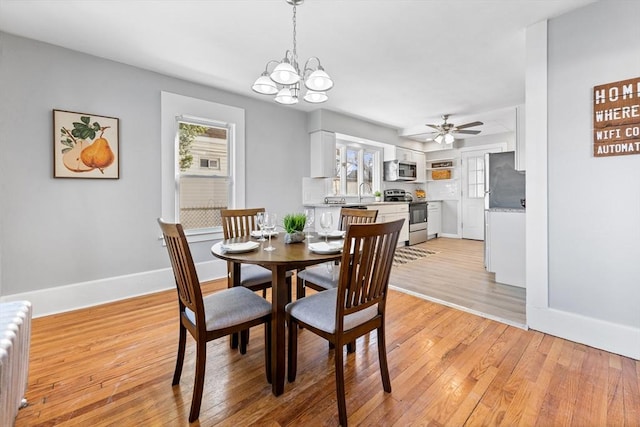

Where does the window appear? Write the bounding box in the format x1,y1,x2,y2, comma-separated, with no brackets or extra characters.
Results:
334,139,381,196
177,121,229,232
467,154,485,198
161,92,245,242
200,158,220,169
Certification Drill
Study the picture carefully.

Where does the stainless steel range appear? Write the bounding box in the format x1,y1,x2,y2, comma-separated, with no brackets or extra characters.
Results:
384,189,428,245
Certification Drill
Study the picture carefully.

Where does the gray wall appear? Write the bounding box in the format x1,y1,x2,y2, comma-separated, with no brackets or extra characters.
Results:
307,108,424,150
547,1,640,328
0,32,307,296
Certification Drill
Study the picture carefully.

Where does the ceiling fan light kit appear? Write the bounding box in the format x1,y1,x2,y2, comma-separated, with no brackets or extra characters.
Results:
434,133,455,144
426,114,483,144
252,0,334,105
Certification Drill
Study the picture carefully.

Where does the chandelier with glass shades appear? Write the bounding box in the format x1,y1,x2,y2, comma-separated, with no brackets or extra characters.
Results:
252,0,333,105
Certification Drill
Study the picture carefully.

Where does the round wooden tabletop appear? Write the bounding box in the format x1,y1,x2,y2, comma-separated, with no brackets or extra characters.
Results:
210,233,342,269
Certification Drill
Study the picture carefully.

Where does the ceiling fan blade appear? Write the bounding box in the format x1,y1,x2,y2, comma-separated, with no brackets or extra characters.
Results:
454,121,483,130
455,129,482,135
425,124,442,131
402,129,439,137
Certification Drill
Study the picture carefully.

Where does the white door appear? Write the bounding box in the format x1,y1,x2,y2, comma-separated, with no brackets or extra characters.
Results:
461,147,502,240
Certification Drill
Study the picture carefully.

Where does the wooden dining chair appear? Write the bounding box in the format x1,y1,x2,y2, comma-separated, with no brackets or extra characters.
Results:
221,208,293,297
220,208,292,351
296,208,378,299
158,219,272,423
286,219,404,427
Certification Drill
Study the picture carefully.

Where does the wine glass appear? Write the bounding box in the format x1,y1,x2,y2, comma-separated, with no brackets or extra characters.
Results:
256,212,266,242
304,208,315,240
319,212,333,243
263,212,277,251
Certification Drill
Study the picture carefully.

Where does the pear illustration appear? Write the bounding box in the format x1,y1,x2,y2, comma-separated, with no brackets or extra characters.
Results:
63,140,94,172
81,133,114,174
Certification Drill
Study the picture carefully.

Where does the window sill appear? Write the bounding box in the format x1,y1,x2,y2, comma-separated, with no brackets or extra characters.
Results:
159,228,224,246
184,228,224,243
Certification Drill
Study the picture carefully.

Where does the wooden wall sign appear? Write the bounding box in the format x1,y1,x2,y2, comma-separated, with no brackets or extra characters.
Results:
593,76,640,157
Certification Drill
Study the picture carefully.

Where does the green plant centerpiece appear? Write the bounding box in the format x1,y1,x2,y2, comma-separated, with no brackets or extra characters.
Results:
283,213,307,244
374,191,382,201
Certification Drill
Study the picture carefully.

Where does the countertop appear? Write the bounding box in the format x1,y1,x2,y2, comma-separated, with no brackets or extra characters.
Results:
303,201,409,208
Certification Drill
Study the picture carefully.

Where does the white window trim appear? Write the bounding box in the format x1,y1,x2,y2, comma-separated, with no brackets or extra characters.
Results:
161,91,245,242
335,141,382,196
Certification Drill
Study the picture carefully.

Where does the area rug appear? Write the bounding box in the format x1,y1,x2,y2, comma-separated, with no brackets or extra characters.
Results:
392,246,437,266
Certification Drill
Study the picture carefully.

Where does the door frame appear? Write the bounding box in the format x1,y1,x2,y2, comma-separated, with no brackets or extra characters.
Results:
459,143,507,240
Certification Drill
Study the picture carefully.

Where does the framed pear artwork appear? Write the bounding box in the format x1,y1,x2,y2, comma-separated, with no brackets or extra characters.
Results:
53,109,119,179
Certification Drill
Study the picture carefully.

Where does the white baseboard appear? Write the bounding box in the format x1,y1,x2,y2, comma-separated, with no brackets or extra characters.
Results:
528,305,640,360
0,260,228,318
439,233,460,239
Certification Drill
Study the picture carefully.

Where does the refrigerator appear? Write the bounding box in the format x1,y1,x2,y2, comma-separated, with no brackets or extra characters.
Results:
484,151,526,210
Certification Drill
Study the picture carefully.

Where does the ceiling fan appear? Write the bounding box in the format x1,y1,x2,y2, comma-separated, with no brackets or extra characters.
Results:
425,114,484,144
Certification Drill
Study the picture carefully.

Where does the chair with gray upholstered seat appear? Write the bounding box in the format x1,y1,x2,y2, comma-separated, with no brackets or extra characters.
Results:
296,207,378,299
286,219,404,427
220,208,292,351
158,219,272,423
221,208,293,297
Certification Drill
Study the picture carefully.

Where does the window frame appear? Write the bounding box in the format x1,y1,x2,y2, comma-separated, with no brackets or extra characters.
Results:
176,117,232,234
161,92,245,242
335,138,382,197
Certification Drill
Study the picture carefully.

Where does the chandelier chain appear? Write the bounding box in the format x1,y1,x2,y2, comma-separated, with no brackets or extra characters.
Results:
292,4,298,70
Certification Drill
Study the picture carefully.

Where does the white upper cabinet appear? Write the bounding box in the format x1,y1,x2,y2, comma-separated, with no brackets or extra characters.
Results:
413,151,426,183
383,146,412,161
309,130,336,178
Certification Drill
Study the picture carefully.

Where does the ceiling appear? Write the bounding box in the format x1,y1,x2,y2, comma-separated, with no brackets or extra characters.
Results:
0,0,596,141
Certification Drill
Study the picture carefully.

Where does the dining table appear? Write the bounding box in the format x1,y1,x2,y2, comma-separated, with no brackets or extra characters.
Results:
210,232,343,396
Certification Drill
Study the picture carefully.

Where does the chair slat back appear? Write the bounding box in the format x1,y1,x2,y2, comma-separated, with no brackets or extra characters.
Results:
158,219,204,325
336,219,404,326
220,208,265,239
339,208,378,230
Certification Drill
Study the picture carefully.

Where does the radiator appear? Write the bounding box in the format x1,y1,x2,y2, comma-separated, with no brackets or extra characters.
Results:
0,301,31,427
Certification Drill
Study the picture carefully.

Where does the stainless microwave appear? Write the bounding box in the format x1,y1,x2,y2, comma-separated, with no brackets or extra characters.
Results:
383,160,417,181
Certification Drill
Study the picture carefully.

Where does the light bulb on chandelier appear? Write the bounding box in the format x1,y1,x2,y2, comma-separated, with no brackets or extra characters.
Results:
252,0,333,105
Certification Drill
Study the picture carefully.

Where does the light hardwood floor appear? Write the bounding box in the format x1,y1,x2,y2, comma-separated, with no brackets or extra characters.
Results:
391,238,526,327
14,243,639,426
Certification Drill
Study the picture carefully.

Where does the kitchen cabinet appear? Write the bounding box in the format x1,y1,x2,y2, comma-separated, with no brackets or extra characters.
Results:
367,203,409,245
414,151,426,183
383,146,413,162
309,130,336,178
486,210,525,288
427,201,442,239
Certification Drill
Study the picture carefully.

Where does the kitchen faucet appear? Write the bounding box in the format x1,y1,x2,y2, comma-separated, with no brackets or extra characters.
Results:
358,182,372,203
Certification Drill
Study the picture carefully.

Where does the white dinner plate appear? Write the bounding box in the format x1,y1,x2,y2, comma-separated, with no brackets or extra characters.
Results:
317,230,346,239
220,241,260,253
308,241,343,254
250,230,278,238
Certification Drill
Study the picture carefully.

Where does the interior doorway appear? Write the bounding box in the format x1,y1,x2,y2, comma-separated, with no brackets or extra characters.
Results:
460,145,504,240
